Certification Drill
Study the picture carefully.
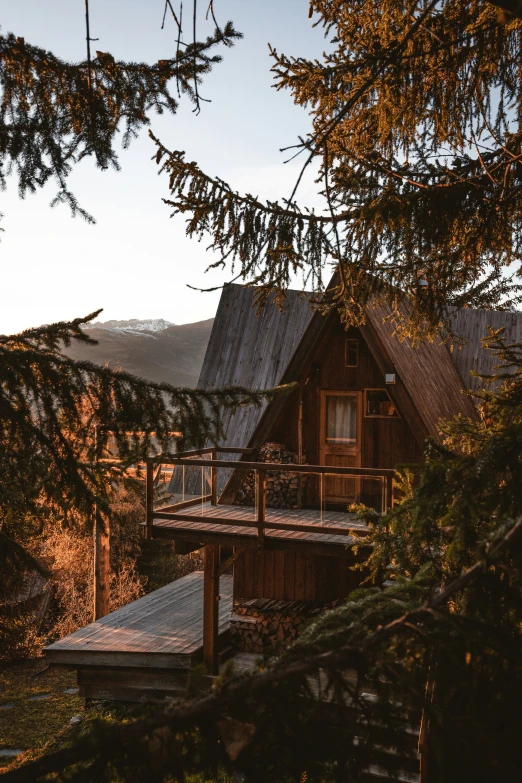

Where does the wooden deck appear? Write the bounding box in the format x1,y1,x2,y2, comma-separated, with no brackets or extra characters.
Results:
45,571,233,671
150,502,370,556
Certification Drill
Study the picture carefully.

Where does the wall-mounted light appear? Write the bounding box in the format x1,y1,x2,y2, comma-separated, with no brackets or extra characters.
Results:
417,275,429,296
385,373,396,384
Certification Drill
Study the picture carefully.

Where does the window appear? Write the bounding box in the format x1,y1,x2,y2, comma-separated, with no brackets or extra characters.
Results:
365,389,399,418
345,339,359,367
326,394,358,444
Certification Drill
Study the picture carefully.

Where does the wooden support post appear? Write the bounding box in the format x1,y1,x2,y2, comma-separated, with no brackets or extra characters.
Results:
297,391,303,509
257,469,266,548
211,449,217,505
94,508,110,620
145,459,154,540
203,544,220,675
217,547,247,578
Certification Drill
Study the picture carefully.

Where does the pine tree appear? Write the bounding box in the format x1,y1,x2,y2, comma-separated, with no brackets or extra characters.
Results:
0,311,274,602
6,333,522,783
154,0,522,338
0,5,250,573
0,13,240,220
4,4,522,781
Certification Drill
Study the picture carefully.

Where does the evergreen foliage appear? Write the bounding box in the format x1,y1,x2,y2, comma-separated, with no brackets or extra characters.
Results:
4,3,522,780
154,0,522,337
5,337,522,782
0,311,277,580
0,23,240,220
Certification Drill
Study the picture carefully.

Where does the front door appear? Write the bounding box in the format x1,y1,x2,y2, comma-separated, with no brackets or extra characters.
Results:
319,390,362,505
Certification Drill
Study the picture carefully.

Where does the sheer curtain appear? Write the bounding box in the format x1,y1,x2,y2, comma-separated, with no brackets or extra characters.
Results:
326,395,357,444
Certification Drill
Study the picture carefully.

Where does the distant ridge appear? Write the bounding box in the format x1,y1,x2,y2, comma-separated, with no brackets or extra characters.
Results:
65,318,214,388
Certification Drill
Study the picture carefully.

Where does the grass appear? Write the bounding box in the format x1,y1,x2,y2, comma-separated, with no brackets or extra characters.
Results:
0,666,234,782
0,659,83,769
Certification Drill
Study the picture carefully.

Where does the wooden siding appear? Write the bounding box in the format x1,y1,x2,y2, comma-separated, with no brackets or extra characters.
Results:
234,549,364,603
270,319,423,471
45,572,232,669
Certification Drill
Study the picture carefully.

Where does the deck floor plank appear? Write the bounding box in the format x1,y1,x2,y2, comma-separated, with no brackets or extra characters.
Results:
151,503,368,550
45,572,233,666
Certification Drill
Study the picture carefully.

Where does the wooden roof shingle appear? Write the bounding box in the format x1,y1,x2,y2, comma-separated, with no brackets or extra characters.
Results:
449,308,522,393
197,283,314,450
365,299,478,438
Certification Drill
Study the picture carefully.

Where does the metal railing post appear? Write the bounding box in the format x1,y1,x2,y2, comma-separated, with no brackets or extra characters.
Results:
257,469,266,548
211,449,217,505
384,474,394,512
145,458,154,540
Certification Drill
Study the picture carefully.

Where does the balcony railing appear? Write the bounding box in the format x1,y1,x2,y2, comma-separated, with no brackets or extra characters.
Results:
144,447,395,544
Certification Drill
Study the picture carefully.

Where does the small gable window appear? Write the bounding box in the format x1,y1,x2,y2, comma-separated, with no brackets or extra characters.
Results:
365,389,400,418
345,339,359,368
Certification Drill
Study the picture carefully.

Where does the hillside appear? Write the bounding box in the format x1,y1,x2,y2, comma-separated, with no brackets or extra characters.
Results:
64,318,214,388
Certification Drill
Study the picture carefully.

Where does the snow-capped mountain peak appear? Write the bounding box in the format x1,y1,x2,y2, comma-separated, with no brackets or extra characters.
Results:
87,318,175,334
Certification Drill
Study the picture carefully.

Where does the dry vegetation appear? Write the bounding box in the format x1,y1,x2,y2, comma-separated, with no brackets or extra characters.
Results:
0,481,203,771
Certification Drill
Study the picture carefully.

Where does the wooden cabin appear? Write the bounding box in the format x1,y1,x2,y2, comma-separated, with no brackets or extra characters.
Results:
45,283,518,703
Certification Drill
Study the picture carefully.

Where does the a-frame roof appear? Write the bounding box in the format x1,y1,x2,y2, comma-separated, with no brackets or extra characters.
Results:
448,307,522,393
197,283,314,451
197,283,522,452
364,299,477,438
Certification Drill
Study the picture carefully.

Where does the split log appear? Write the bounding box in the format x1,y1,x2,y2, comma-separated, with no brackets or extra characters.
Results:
234,443,308,510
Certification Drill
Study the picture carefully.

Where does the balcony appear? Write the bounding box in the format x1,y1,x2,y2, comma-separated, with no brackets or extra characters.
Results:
144,447,395,556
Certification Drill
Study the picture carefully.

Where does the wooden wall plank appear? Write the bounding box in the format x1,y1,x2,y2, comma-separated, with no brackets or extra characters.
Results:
263,551,275,597
295,554,306,600
304,554,316,601
244,550,255,598
254,550,265,598
274,551,285,598
284,552,296,600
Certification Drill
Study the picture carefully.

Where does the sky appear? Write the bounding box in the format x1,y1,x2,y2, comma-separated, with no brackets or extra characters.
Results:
0,1,329,334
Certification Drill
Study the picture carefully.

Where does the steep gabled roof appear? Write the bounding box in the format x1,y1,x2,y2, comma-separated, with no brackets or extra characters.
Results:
448,308,522,393
197,283,314,450
365,299,477,437
196,283,521,454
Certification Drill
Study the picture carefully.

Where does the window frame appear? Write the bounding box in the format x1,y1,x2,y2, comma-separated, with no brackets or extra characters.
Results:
364,388,401,419
344,338,359,368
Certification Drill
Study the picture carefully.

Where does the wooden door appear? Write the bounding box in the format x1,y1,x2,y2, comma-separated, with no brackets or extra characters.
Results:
319,390,362,504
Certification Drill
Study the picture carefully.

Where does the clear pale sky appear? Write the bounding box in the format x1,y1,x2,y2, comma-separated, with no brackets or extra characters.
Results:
1,1,328,334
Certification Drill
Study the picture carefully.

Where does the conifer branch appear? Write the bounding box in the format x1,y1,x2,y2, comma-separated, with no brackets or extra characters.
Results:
0,24,241,217
0,313,282,553
152,2,522,336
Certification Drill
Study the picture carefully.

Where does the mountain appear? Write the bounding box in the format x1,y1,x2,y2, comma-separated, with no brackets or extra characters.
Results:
87,318,175,334
64,318,214,388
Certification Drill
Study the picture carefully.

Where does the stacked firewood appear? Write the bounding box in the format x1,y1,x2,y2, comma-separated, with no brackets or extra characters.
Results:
234,442,307,509
230,598,319,654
